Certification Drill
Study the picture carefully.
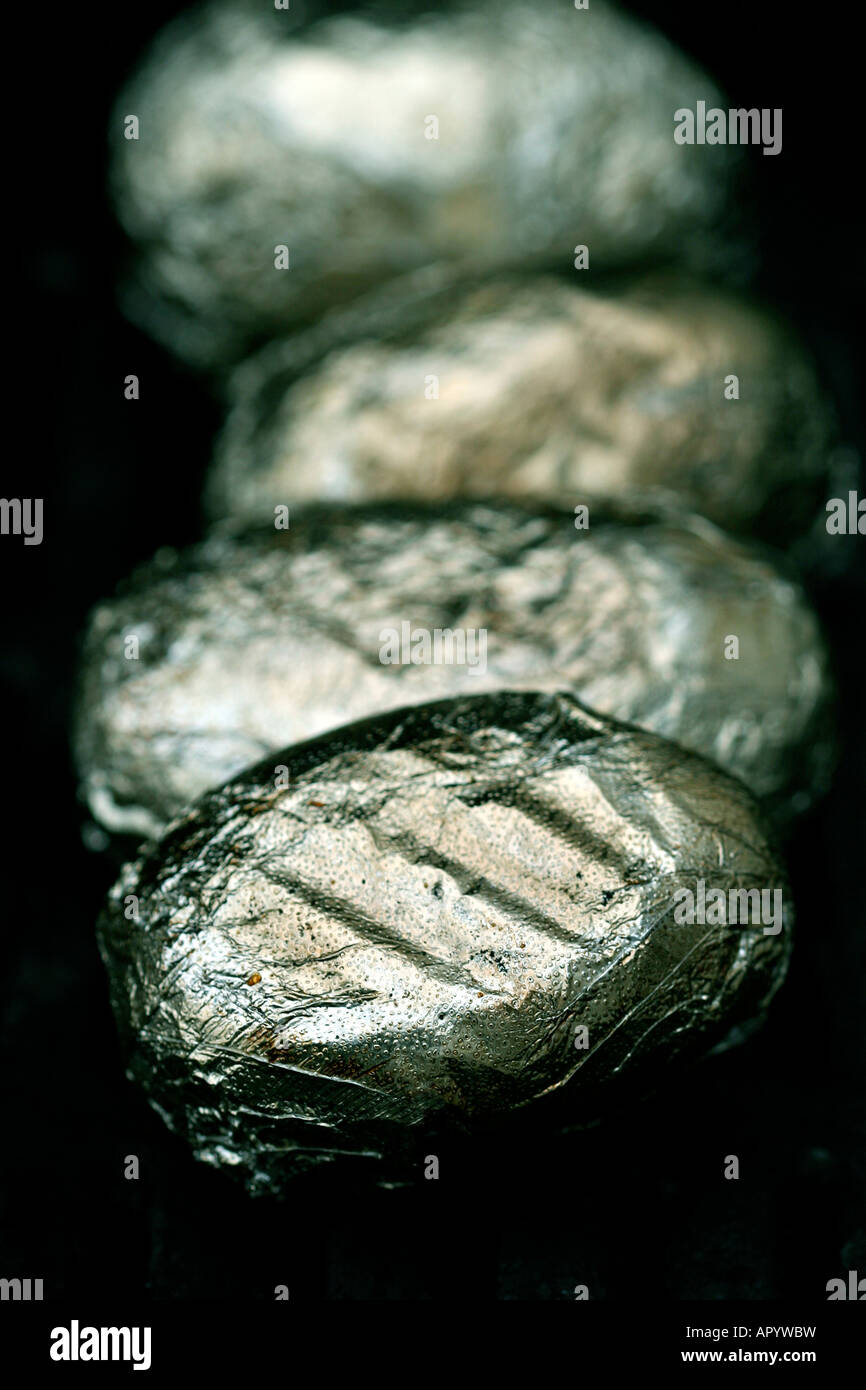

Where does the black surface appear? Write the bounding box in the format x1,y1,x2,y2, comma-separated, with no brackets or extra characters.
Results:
2,0,864,1300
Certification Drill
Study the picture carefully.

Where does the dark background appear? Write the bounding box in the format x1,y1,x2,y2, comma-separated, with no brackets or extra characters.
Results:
2,1,864,1299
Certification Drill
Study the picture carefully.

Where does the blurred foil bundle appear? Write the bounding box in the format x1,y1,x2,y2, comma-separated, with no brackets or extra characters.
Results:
75,502,833,841
111,0,750,370
98,693,792,1190
206,271,836,543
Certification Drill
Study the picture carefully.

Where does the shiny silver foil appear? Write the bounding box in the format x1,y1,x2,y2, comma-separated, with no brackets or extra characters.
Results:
111,0,748,369
207,271,834,540
98,691,791,1190
74,502,834,839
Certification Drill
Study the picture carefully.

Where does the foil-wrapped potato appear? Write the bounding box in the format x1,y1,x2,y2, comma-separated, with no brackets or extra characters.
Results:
98,691,791,1191
74,503,834,840
111,0,748,369
207,272,834,541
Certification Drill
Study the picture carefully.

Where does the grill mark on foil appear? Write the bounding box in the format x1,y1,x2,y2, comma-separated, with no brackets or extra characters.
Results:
272,735,651,971
259,869,484,993
364,823,600,954
506,786,636,873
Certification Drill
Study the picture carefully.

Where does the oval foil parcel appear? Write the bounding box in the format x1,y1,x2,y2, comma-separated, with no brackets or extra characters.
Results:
75,503,834,840
208,273,833,542
98,692,791,1191
111,0,747,368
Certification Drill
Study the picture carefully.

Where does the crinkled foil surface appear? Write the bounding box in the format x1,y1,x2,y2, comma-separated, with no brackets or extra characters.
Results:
75,503,834,839
208,273,834,541
111,0,748,368
98,691,791,1191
